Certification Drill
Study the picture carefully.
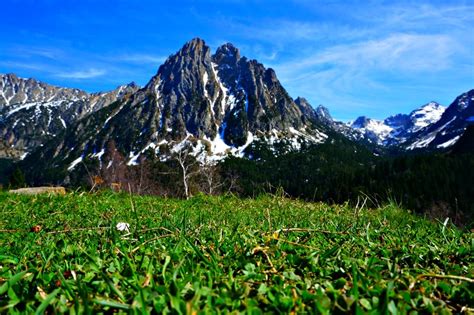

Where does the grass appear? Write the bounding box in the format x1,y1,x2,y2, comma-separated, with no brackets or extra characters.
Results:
0,191,472,314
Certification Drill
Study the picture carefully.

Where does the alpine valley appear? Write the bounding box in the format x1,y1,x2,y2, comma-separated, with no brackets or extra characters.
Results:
1,38,473,222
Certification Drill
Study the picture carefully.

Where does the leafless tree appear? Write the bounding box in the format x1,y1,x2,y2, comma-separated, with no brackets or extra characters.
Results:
174,145,200,199
197,156,225,195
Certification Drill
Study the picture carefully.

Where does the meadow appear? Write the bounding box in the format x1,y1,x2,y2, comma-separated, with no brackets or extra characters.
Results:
0,192,472,313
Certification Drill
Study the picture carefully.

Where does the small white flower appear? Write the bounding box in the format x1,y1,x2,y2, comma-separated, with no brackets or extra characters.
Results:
116,222,130,232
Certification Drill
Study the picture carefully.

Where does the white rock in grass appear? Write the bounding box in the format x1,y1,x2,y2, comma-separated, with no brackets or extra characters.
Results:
116,222,130,232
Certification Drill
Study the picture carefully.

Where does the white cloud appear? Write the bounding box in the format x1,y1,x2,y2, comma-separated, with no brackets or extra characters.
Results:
55,68,106,79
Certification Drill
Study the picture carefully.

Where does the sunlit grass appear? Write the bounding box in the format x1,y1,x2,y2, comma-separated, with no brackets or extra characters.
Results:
0,192,472,313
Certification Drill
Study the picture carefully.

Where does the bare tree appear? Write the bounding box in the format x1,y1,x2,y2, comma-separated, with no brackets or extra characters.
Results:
174,145,200,199
198,157,225,195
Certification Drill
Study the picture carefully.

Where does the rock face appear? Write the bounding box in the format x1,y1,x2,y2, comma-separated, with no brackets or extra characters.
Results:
0,74,139,157
24,38,325,173
140,39,308,145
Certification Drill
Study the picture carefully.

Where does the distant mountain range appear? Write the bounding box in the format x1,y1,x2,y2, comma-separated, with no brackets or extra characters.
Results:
1,38,472,174
348,90,474,150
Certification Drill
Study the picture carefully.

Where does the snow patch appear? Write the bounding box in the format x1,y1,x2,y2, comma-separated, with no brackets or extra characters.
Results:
437,135,461,148
410,102,445,132
59,117,67,128
91,149,105,160
211,63,230,114
6,101,60,117
407,135,436,150
127,151,140,166
68,156,83,171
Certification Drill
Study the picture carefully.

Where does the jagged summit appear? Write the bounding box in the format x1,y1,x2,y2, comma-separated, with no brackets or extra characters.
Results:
3,38,470,175
405,89,474,150
214,42,241,65
16,38,327,172
294,97,333,125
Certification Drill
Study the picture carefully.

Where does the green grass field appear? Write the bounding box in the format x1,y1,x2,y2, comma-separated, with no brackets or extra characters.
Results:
0,192,472,314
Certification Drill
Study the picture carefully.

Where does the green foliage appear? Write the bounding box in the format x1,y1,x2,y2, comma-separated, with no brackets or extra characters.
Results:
222,141,474,226
0,159,14,187
8,167,26,189
0,192,472,313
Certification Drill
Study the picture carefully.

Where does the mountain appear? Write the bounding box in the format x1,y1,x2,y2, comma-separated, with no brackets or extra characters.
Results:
0,73,87,108
451,125,474,154
405,90,474,150
0,74,139,158
348,102,446,147
294,97,333,124
3,38,472,184
21,38,328,178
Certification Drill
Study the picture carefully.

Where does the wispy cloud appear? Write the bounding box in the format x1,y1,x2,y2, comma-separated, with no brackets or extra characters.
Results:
10,46,65,60
55,68,106,79
0,61,46,71
271,31,468,120
360,3,474,31
277,33,458,76
115,54,166,65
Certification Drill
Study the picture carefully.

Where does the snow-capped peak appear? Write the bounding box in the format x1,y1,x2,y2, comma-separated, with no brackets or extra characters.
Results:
349,116,393,144
348,101,446,146
408,101,445,133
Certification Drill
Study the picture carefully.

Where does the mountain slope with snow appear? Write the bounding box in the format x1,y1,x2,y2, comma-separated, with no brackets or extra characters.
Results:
22,38,328,174
404,90,474,150
348,102,448,147
0,75,139,158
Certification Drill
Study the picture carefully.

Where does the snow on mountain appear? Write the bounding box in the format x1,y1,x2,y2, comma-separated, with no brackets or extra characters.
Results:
23,38,328,173
0,75,139,158
349,116,393,144
404,90,474,150
348,102,447,146
407,102,446,133
0,73,88,108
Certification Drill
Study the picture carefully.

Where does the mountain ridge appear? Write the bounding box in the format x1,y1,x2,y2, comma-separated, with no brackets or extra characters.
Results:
0,74,139,158
1,38,472,168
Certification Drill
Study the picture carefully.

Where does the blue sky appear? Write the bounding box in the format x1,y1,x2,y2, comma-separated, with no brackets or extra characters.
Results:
1,0,473,121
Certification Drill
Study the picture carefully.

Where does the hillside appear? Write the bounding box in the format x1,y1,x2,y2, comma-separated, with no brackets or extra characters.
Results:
0,192,472,313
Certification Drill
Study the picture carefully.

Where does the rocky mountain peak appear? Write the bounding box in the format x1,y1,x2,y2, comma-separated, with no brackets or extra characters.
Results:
351,116,371,128
454,90,473,110
213,43,241,65
294,97,335,125
315,105,333,122
178,38,210,59
4,38,331,167
383,113,410,129
407,101,445,133
146,38,212,96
